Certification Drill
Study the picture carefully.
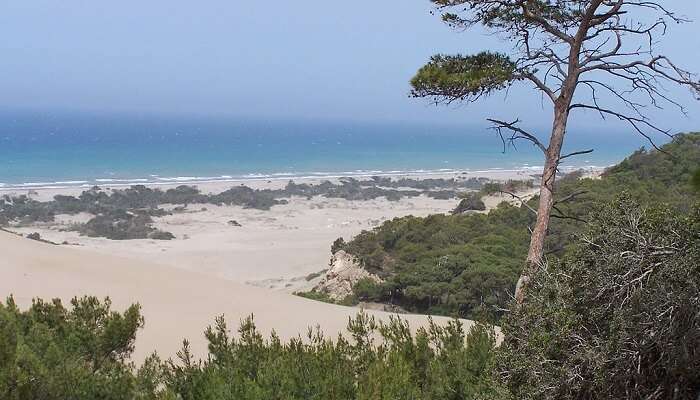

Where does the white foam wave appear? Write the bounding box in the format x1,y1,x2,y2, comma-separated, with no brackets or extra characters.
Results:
0,164,609,192
54,180,89,185
96,178,149,183
17,182,56,187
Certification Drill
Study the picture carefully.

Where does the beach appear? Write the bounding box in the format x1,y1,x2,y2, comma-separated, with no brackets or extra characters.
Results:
0,168,591,361
1,169,553,290
1,228,485,362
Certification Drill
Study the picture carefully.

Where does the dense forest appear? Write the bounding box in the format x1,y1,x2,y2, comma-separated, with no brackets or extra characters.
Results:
313,133,700,319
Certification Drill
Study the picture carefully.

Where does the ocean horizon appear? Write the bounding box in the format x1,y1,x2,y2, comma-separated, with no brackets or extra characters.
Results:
0,110,656,190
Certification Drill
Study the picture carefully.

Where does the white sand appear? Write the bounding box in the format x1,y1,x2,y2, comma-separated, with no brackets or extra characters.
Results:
0,230,480,362
9,195,458,291
2,170,556,292
1,169,594,361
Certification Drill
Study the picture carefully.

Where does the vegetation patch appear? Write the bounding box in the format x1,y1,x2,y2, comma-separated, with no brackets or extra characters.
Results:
330,133,700,320
0,176,500,240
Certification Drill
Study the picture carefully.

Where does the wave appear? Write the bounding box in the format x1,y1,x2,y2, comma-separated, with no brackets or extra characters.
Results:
0,164,605,191
96,178,150,183
54,180,89,185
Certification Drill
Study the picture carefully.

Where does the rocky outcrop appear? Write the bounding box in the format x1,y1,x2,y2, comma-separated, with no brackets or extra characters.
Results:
313,250,382,301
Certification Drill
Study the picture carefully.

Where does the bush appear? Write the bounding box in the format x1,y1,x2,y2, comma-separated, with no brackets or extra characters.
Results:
75,210,174,240
340,205,532,318
0,296,150,399
452,192,486,214
26,232,41,241
498,195,700,399
353,277,384,301
294,290,336,304
163,313,503,400
331,237,346,254
0,297,503,399
148,230,175,240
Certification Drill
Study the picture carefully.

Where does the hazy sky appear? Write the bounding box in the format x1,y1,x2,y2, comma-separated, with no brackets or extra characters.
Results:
1,1,699,132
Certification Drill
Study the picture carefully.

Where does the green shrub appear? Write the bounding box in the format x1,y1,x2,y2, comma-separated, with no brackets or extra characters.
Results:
162,313,503,400
692,168,700,192
337,133,700,320
331,237,347,254
74,210,174,240
0,296,153,400
353,278,384,302
0,297,504,399
497,196,700,399
294,290,336,304
453,192,486,213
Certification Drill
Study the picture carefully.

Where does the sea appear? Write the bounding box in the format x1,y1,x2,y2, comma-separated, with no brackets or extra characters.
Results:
0,110,654,190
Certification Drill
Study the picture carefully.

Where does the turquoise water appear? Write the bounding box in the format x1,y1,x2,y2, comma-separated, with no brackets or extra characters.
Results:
0,110,649,189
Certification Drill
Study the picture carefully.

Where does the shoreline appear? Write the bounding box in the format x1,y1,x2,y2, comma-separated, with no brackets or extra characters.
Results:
0,165,607,193
0,167,575,294
0,167,585,362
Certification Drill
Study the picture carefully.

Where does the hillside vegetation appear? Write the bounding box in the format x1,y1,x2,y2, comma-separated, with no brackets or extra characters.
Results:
319,133,700,319
3,195,697,399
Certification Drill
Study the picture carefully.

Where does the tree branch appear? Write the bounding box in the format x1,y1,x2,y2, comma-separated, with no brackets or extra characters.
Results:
559,149,594,163
487,118,548,154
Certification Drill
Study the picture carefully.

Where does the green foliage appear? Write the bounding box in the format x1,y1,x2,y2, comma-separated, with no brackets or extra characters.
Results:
545,133,700,253
3,192,699,396
162,313,503,400
0,177,487,237
498,195,700,399
295,290,357,307
453,192,486,213
340,204,533,318
691,168,700,192
294,290,336,304
353,278,384,301
336,133,700,319
1,297,503,399
0,296,157,400
77,209,175,240
411,52,518,103
331,237,347,254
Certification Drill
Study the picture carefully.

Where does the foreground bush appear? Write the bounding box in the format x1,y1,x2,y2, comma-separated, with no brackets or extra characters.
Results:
498,196,700,399
0,297,501,399
3,196,698,398
0,296,149,399
163,314,502,400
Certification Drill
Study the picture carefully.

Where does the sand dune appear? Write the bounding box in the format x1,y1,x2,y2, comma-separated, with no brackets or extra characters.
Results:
0,230,476,362
10,195,457,292
3,170,553,293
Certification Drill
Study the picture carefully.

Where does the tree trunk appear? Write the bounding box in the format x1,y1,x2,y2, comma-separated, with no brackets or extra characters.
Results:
514,101,570,304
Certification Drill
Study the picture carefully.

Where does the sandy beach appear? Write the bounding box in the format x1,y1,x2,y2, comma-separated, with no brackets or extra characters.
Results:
0,168,585,361
0,229,483,362
1,169,552,291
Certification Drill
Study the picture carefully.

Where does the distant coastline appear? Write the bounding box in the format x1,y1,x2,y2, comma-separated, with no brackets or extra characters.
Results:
0,111,647,189
0,165,608,192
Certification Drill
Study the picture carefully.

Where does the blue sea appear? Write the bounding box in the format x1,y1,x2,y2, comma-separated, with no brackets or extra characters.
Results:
0,110,652,189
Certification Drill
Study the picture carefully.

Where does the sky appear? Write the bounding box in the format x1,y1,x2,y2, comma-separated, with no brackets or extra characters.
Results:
1,0,699,133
